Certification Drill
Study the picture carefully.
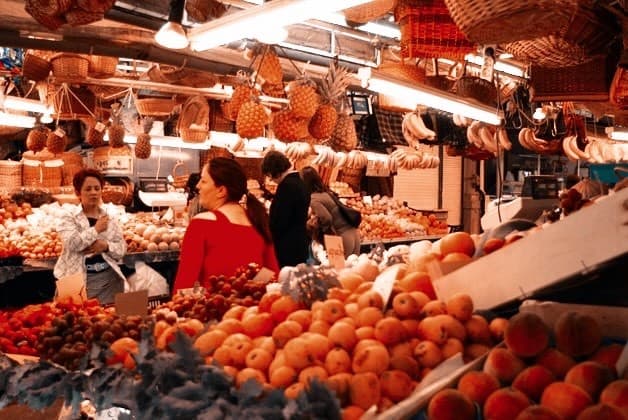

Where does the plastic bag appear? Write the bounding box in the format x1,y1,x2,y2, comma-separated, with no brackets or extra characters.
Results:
125,261,169,296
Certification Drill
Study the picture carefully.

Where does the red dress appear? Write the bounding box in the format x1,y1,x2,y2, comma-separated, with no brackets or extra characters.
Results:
173,211,279,292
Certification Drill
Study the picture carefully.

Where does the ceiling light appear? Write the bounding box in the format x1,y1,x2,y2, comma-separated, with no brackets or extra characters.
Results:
0,111,36,128
533,107,546,121
463,54,526,78
255,27,289,45
320,11,401,39
358,67,503,125
155,0,189,50
0,94,53,114
189,0,372,51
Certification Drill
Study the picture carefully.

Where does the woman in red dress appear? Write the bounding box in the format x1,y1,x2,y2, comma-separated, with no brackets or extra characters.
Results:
173,157,279,292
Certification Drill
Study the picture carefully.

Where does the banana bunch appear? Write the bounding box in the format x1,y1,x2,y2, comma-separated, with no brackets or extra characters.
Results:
284,141,314,161
311,145,339,166
562,135,590,161
268,139,288,153
584,139,627,164
368,157,393,174
466,122,510,156
390,147,440,170
402,111,436,148
518,128,562,154
452,113,471,127
345,150,368,169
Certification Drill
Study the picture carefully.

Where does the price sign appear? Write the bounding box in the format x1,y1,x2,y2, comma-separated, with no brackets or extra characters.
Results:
371,264,403,308
55,272,87,304
115,289,148,317
253,267,276,283
324,234,345,270
362,195,373,206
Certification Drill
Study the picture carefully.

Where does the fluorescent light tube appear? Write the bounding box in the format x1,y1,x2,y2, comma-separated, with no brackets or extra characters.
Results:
189,0,372,51
1,95,53,114
610,129,628,142
0,111,36,128
359,67,503,126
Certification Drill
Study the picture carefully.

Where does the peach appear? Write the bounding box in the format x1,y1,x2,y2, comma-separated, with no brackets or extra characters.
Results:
422,300,447,317
565,361,615,400
357,290,384,309
355,306,384,328
489,317,509,342
272,320,303,348
324,347,352,375
414,340,443,368
435,314,467,341
355,326,374,340
464,314,492,345
576,403,627,420
417,316,448,345
236,367,266,387
512,365,557,402
374,317,407,346
440,337,464,359
483,347,526,385
554,311,602,358
341,405,365,420
456,370,500,405
541,382,593,420
326,372,352,405
269,365,297,389
389,341,414,359
591,344,624,375
536,348,576,379
298,365,328,386
327,321,358,352
379,369,414,402
352,343,390,375
600,380,628,414
427,388,476,420
399,271,436,299
392,292,421,318
464,343,491,362
514,405,561,420
349,372,381,410
389,355,420,379
483,388,531,420
284,382,305,399
401,319,420,339
504,312,550,358
409,291,431,311
445,293,474,322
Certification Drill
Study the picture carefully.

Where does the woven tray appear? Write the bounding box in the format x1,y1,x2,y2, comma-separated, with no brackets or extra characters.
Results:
135,97,175,118
443,0,578,44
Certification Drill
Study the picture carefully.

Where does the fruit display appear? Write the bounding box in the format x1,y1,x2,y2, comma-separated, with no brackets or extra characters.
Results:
121,215,185,253
150,263,274,322
425,310,627,420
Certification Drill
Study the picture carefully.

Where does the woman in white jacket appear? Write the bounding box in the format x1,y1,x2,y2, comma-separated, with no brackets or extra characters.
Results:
54,168,127,304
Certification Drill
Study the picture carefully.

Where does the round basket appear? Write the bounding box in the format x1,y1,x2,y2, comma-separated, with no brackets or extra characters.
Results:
22,157,63,189
339,167,365,192
102,177,134,206
50,53,90,79
454,75,498,107
395,0,476,60
442,0,578,45
178,95,210,143
344,0,397,24
172,162,190,189
22,50,51,82
180,128,209,143
0,160,23,190
88,55,119,78
135,97,175,118
60,152,84,186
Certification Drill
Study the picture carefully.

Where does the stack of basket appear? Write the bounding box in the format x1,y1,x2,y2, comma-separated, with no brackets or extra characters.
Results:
22,150,64,189
61,151,84,186
0,161,23,191
178,96,210,143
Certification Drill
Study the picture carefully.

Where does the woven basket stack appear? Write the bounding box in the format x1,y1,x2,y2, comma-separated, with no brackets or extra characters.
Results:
22,150,64,189
24,0,115,30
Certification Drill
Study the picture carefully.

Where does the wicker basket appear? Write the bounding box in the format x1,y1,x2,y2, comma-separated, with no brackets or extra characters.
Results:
530,56,612,102
60,152,84,186
442,0,578,44
185,0,227,22
0,160,22,190
178,95,210,143
135,97,175,119
102,177,134,206
379,61,427,84
22,155,64,189
503,6,616,68
22,50,51,82
52,85,96,120
50,53,90,78
395,0,476,60
88,55,119,78
454,74,498,107
339,167,365,192
344,0,397,24
172,161,190,189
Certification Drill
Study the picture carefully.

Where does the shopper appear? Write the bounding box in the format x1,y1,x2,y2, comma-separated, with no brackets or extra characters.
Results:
54,168,127,305
301,166,361,258
173,157,279,292
185,172,204,218
261,150,311,267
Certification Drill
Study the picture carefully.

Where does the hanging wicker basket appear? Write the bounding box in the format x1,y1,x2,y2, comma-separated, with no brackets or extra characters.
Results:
135,97,175,119
185,0,227,22
51,85,96,120
172,161,190,189
442,0,579,44
50,53,90,79
395,0,476,60
178,95,210,143
88,55,119,78
344,0,397,24
22,50,51,82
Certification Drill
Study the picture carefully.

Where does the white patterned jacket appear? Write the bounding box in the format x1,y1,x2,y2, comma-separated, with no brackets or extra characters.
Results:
53,205,127,283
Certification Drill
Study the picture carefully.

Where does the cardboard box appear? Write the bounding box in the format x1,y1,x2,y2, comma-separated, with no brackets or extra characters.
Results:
432,188,628,310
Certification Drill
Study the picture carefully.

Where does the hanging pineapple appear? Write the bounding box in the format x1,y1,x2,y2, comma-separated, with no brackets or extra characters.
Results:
46,127,67,155
86,118,106,147
270,109,310,142
135,117,153,159
236,98,270,139
253,45,283,86
226,72,258,121
329,72,358,152
262,82,286,99
26,125,50,152
287,77,320,119
108,102,125,148
309,63,352,141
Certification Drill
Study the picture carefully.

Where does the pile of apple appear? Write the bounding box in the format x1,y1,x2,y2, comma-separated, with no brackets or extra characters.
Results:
0,199,33,224
426,310,628,420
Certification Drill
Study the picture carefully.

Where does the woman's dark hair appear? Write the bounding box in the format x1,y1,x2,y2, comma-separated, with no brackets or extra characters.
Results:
186,172,201,200
208,157,272,243
300,166,327,194
73,168,105,193
261,150,291,179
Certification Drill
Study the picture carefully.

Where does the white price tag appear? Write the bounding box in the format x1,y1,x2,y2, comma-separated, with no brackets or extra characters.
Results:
324,234,345,270
363,195,373,206
371,264,403,308
95,121,106,132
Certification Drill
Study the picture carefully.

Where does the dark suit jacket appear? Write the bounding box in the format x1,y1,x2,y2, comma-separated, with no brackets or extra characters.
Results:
268,172,311,267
